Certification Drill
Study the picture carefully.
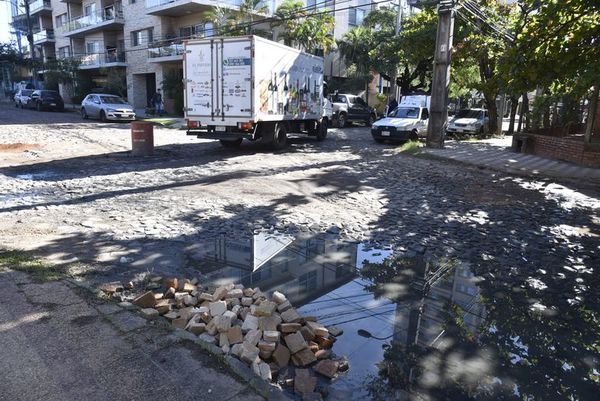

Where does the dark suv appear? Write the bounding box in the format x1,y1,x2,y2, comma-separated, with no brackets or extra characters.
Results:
26,90,64,112
330,94,377,127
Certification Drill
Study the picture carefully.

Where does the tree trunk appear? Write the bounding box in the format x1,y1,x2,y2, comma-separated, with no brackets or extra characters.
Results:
518,93,528,132
584,84,599,144
508,94,518,135
483,93,498,136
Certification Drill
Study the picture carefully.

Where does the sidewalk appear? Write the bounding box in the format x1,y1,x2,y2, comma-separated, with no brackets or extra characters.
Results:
422,136,600,181
0,269,264,401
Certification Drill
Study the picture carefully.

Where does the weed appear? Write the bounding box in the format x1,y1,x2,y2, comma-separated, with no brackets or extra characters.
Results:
0,250,66,282
395,141,422,155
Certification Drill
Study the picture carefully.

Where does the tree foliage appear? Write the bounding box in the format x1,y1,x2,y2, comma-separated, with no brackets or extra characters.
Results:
272,0,335,55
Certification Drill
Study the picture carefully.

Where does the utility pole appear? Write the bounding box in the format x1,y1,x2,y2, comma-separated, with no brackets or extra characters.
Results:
426,0,455,149
389,0,403,101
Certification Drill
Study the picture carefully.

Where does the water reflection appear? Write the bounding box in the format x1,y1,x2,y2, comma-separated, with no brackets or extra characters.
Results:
191,231,599,400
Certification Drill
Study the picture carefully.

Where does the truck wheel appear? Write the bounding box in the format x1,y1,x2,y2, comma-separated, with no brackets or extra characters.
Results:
316,120,328,141
269,124,288,150
337,113,347,128
220,139,243,148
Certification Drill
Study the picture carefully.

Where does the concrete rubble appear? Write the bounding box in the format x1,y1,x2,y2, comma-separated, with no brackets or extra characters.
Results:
100,277,347,397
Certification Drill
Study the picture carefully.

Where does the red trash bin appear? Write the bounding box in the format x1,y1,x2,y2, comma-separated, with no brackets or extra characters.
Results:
131,121,154,156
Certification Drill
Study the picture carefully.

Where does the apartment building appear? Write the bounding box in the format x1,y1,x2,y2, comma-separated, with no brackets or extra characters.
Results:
11,0,382,110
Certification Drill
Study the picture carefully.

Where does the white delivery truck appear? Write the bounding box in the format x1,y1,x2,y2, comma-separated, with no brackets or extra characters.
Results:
184,35,332,149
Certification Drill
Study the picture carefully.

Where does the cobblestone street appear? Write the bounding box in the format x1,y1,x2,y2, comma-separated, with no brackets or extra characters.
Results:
1,103,598,279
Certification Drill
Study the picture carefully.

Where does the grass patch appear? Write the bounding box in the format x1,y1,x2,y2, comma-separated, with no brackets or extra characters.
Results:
0,250,66,282
395,140,423,155
140,117,178,128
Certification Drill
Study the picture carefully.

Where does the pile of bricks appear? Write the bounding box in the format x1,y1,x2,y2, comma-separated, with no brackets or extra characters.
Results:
102,277,346,397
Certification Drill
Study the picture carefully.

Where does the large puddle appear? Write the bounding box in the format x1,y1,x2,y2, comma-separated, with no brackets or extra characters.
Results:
181,231,598,400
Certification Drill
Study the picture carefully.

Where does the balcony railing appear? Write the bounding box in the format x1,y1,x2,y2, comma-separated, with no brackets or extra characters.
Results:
29,0,52,13
145,0,241,9
64,6,124,33
148,42,184,59
79,51,126,67
33,29,55,42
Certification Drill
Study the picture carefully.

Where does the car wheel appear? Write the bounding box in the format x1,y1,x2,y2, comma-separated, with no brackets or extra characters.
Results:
100,110,107,122
337,113,347,128
269,124,288,150
219,139,243,148
409,130,419,141
81,108,88,119
366,114,375,127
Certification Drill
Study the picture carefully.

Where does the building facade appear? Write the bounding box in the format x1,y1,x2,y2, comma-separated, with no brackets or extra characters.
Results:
11,0,383,110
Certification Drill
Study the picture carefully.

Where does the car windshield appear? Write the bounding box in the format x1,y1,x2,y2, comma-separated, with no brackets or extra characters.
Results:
99,96,127,104
391,107,420,119
455,109,483,119
41,91,59,98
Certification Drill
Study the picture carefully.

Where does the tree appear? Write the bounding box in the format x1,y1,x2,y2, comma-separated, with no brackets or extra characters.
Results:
271,0,335,55
337,26,374,98
203,5,237,36
231,0,271,37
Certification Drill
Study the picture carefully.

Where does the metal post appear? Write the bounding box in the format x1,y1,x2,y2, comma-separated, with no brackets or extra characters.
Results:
426,0,455,149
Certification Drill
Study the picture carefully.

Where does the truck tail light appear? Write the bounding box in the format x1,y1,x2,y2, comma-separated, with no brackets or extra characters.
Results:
187,120,200,129
238,122,253,130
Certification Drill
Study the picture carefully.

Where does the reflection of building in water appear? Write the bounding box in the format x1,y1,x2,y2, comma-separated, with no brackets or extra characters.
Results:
393,259,486,349
197,232,357,305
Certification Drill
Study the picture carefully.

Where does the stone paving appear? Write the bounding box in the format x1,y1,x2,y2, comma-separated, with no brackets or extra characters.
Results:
0,102,598,283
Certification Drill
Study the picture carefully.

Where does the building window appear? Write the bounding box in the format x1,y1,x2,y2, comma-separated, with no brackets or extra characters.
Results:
86,42,99,54
55,13,67,28
129,0,136,3
84,3,96,16
179,26,193,39
132,28,153,46
298,270,317,294
349,8,367,26
204,22,214,37
58,46,71,59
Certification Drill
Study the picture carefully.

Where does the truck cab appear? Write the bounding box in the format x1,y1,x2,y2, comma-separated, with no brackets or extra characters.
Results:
371,96,430,143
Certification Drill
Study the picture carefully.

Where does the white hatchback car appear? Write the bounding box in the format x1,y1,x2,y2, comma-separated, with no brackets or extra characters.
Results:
81,94,136,122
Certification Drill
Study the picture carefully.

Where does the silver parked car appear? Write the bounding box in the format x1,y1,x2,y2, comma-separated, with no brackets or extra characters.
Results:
81,94,136,122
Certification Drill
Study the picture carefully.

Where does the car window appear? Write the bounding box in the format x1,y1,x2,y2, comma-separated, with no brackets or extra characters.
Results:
99,95,127,104
332,95,347,103
391,107,420,119
456,109,482,119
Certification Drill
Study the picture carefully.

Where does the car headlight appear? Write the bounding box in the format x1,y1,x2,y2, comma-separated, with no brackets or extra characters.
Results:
107,108,116,112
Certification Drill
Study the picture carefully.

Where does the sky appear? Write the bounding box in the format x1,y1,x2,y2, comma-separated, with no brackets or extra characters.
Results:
1,2,13,43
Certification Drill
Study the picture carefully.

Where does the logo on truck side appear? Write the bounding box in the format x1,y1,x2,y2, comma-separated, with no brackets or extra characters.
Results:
223,57,251,66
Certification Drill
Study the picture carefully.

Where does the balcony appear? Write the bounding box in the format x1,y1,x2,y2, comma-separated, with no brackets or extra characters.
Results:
63,6,124,37
78,51,127,69
33,29,55,45
148,41,185,62
145,0,242,17
29,0,52,16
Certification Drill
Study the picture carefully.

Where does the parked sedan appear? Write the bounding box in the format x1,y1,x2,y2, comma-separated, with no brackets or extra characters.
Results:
81,94,136,122
446,108,488,137
25,90,64,111
14,89,34,108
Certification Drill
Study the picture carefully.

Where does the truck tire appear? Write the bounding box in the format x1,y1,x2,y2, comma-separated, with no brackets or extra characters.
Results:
316,120,328,141
269,123,288,150
220,138,243,148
